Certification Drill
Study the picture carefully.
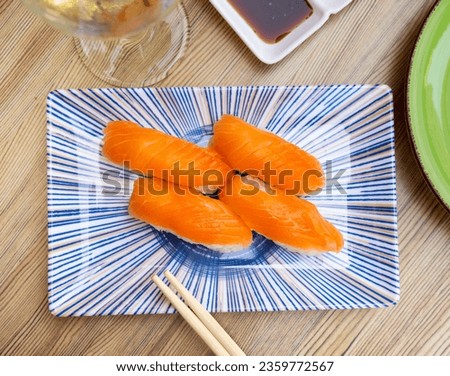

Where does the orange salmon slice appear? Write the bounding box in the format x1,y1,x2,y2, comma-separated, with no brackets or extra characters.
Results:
129,177,253,252
210,115,325,195
103,120,232,192
219,175,343,254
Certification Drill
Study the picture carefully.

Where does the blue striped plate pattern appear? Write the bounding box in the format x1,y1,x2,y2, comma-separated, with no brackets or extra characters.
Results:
47,85,399,317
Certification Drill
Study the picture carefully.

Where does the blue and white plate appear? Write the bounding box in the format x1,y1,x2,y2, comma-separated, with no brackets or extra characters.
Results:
47,85,399,316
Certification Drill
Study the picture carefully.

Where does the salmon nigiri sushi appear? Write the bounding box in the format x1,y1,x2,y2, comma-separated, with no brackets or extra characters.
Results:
103,120,232,193
129,177,252,252
219,175,343,254
210,115,325,195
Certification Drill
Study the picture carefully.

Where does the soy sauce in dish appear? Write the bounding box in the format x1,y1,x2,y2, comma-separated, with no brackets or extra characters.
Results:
228,0,313,44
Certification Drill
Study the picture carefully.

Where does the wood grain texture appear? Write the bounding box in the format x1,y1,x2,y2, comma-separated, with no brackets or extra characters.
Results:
1,0,449,356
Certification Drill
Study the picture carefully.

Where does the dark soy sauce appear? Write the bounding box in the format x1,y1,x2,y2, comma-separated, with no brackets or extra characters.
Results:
229,0,313,43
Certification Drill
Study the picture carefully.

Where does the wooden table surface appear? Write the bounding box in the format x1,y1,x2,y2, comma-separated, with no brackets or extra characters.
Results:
1,0,449,356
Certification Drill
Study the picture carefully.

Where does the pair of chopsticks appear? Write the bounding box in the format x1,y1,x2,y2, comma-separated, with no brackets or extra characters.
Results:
152,271,246,356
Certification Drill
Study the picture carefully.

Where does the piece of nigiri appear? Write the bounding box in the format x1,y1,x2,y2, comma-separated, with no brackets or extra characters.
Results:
219,175,343,254
129,177,252,252
103,120,232,193
210,115,325,195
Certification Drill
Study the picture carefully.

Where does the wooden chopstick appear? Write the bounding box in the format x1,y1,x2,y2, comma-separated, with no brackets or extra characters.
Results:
151,274,230,356
164,271,246,356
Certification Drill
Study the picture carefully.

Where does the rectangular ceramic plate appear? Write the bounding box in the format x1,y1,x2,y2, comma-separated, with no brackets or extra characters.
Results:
47,85,399,317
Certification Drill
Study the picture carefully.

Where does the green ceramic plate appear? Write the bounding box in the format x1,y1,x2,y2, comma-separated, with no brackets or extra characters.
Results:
408,0,450,210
